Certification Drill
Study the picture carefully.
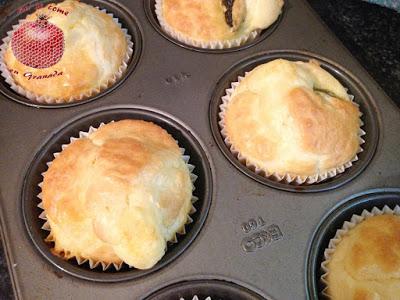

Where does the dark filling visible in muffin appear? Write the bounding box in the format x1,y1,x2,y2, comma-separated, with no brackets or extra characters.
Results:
222,0,235,27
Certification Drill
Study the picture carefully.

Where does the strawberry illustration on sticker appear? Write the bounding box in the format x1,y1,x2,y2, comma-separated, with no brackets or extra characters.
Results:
11,14,64,69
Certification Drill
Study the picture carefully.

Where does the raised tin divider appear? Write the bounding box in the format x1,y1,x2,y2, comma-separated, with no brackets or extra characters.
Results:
144,279,267,300
306,188,400,299
21,107,213,282
0,0,142,108
143,0,285,54
209,50,379,193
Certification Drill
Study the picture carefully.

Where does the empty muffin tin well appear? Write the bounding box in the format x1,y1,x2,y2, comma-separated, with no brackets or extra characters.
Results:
0,0,142,108
306,188,400,299
143,0,284,53
209,50,379,193
144,279,266,300
21,106,213,282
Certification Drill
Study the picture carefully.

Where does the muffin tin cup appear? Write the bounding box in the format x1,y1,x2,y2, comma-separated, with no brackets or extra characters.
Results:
37,120,199,272
218,71,365,185
154,0,259,50
320,204,400,298
21,106,213,282
209,50,379,192
0,0,142,108
144,279,267,300
306,188,400,299
0,5,133,104
144,0,285,53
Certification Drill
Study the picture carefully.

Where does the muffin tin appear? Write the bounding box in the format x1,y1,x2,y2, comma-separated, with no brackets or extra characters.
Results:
144,279,266,299
306,188,400,298
209,50,378,192
21,107,213,282
0,0,142,108
144,0,285,53
0,0,399,299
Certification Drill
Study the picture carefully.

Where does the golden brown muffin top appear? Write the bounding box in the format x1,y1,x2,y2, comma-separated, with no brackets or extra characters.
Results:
4,0,127,101
224,59,360,177
327,215,400,300
42,120,193,269
161,0,283,43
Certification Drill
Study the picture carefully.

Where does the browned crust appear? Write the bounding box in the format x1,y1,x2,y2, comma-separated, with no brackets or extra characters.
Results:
162,0,238,41
224,59,361,177
327,215,400,299
4,0,127,101
42,120,192,268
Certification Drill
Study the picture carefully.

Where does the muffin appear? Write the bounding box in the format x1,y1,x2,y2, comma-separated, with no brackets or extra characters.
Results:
156,0,284,49
41,120,193,270
324,214,400,299
220,59,363,184
0,0,132,103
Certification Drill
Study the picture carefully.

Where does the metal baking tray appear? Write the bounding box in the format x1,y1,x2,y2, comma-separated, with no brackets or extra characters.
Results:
0,0,399,299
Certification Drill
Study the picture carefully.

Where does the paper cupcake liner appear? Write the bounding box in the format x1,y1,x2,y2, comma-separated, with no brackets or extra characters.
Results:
0,7,133,104
37,121,199,271
218,72,366,185
154,0,259,50
180,297,212,300
320,205,400,297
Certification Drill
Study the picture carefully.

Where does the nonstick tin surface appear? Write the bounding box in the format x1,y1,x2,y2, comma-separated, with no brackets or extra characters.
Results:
0,0,399,299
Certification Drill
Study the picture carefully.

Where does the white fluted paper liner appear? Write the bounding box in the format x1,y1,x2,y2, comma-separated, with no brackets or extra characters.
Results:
37,121,199,271
0,7,133,104
180,296,211,300
218,73,366,185
155,0,259,49
320,205,400,297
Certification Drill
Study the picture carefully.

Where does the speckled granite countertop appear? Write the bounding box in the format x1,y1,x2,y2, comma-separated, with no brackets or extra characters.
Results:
0,1,399,298
309,0,400,104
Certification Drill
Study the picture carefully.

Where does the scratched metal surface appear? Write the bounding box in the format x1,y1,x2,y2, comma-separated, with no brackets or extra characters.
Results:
0,0,399,299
